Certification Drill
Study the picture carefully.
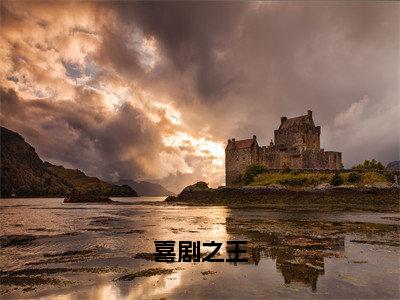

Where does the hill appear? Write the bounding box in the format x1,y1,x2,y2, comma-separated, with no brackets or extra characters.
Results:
116,179,175,196
386,161,400,172
0,126,138,198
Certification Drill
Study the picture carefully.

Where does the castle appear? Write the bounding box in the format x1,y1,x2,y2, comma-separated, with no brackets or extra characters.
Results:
225,110,342,185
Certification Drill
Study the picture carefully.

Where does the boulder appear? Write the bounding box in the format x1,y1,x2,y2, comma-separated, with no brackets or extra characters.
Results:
314,183,332,190
182,181,209,192
370,182,392,189
164,195,176,202
266,183,286,190
337,184,357,189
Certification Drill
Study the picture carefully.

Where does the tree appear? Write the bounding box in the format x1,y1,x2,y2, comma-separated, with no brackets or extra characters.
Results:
330,173,343,186
352,159,384,170
241,164,267,185
348,172,362,183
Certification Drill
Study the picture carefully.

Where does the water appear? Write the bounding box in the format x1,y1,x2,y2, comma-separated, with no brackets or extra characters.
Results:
1,197,399,299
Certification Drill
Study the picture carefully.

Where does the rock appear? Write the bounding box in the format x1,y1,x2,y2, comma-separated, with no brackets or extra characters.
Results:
370,182,392,189
337,185,356,189
267,183,286,190
164,195,176,202
314,183,332,190
63,195,114,203
182,181,209,192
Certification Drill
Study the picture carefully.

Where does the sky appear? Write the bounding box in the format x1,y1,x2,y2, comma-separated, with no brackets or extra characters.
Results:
1,1,399,193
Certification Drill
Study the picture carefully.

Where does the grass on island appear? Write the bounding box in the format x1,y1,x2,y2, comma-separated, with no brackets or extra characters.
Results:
236,159,395,188
249,170,389,187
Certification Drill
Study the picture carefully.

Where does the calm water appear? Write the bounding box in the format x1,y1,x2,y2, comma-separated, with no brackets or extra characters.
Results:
1,197,399,299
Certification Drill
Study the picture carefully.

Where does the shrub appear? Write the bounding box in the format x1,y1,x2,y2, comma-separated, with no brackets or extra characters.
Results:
282,167,291,174
348,172,362,183
307,177,319,185
352,159,384,170
384,171,395,183
241,164,267,185
330,173,343,186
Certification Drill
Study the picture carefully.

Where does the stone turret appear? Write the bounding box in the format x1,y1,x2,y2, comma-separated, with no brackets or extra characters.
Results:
275,110,320,150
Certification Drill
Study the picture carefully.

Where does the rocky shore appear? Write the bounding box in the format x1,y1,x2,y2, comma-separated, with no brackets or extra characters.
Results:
63,195,115,203
166,182,400,212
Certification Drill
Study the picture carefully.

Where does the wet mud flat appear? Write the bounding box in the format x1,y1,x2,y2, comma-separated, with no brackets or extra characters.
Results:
226,214,399,290
0,206,153,297
0,197,399,299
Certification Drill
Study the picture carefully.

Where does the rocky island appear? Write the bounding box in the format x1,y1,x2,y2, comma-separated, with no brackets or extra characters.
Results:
166,178,399,212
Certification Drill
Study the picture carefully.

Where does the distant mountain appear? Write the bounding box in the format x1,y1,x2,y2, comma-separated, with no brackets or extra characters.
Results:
386,161,400,172
116,179,175,196
0,126,138,198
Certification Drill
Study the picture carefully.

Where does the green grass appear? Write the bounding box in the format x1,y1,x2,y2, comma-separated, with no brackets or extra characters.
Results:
250,171,389,187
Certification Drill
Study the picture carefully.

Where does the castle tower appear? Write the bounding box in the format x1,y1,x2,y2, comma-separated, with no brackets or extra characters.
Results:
274,110,320,151
225,135,258,185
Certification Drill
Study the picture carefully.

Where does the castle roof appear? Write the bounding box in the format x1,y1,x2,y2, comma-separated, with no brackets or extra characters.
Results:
226,138,256,149
234,138,255,149
279,114,314,130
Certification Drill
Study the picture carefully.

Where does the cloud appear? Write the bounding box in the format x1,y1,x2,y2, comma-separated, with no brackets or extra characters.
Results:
323,93,400,167
0,86,224,189
1,1,398,192
334,95,369,127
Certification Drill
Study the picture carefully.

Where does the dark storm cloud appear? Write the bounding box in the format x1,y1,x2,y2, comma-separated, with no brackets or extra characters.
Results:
231,2,399,166
141,1,399,167
95,27,145,78
0,87,164,181
111,2,398,145
141,2,398,168
1,1,398,192
112,1,249,99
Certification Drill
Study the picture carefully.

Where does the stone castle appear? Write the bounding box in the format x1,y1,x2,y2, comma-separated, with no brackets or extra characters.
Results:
225,110,342,185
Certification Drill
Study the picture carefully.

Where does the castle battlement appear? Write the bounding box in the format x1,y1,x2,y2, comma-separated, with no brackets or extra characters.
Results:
225,110,342,185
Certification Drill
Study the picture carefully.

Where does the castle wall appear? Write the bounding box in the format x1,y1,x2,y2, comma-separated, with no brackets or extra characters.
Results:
324,151,342,169
274,129,302,150
301,149,325,169
226,146,342,185
301,149,342,169
304,126,320,150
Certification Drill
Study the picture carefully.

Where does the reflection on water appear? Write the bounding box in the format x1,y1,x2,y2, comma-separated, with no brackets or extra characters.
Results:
0,197,399,299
